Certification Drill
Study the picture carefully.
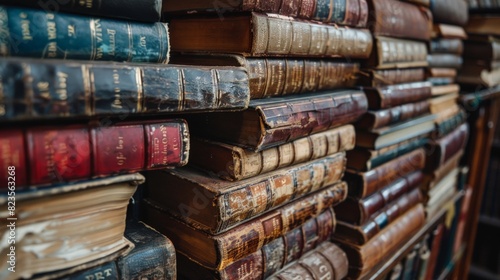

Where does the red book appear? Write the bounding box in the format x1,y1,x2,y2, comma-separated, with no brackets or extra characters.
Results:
1,119,189,188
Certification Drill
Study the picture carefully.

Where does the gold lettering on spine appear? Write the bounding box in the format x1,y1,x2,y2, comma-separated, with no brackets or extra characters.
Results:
20,12,33,41
107,29,116,56
56,71,68,101
78,0,93,8
44,133,56,176
111,69,122,109
115,136,126,166
160,125,169,164
46,13,58,58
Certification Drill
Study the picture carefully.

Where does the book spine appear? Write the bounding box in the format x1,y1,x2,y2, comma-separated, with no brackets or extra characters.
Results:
365,82,432,109
0,6,169,63
433,110,466,139
425,123,469,171
216,182,348,269
427,54,463,69
431,0,468,26
0,58,250,120
424,224,444,280
356,100,430,129
369,138,427,169
370,37,428,69
4,0,162,22
361,68,426,87
220,208,335,279
251,13,373,58
430,39,464,55
0,131,28,190
368,0,432,40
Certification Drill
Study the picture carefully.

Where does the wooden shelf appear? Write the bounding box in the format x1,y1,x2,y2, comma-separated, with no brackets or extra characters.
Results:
459,86,500,107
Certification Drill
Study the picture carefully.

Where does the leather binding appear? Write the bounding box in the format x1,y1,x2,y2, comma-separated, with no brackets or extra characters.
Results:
425,123,469,171
432,23,468,39
145,153,346,234
425,223,445,280
463,40,500,60
432,108,467,139
189,125,355,181
430,39,464,54
427,54,463,69
423,149,464,191
334,188,423,246
0,6,169,63
334,204,426,279
0,130,27,189
430,0,468,26
368,0,433,40
344,148,426,198
364,82,433,109
1,119,189,188
164,0,369,27
186,90,368,152
358,68,426,87
0,57,250,121
427,68,458,78
335,171,424,225
356,100,430,130
143,182,348,270
365,36,428,69
465,16,500,36
169,13,373,58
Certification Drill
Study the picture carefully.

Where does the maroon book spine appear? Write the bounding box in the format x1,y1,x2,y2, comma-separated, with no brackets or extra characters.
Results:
0,131,28,190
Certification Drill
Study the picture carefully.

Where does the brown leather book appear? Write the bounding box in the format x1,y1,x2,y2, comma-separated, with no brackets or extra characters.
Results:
368,0,432,40
427,68,458,78
186,90,368,152
432,23,468,39
335,171,423,225
334,187,423,245
429,92,459,113
364,81,432,109
170,54,360,99
424,223,445,280
145,153,346,234
334,204,426,279
464,40,500,60
430,39,464,54
190,125,355,181
358,68,426,87
163,0,369,28
365,36,428,69
355,100,430,130
423,149,464,191
169,12,373,58
466,15,500,36
344,148,426,198
427,54,463,69
431,84,460,97
425,123,469,171
430,0,468,26
432,107,466,139
143,182,348,270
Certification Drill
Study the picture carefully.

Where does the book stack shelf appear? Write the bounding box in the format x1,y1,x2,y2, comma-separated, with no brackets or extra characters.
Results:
0,0,498,280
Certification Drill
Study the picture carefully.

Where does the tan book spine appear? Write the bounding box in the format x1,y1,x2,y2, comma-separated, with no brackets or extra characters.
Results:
368,36,428,69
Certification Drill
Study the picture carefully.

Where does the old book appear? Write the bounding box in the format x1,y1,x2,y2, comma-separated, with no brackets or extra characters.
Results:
425,123,469,171
429,39,464,54
465,15,500,36
163,0,369,27
423,150,464,191
427,68,458,78
365,36,428,69
416,238,431,280
267,242,349,280
335,171,423,225
334,188,423,246
186,90,368,152
427,54,463,69
189,125,355,181
402,246,418,280
334,204,426,279
346,137,427,171
357,68,426,87
344,148,426,198
432,23,468,39
355,100,430,130
432,107,467,139
2,0,162,22
143,181,348,270
453,186,472,254
463,39,500,60
429,92,459,113
176,208,336,280
430,0,468,26
0,57,250,121
428,77,455,86
425,169,458,219
170,54,360,99
0,6,169,63
0,174,143,280
0,119,188,188
355,114,436,150
430,84,460,97
169,12,373,58
364,81,432,110
367,0,432,40
145,153,346,234
53,221,176,280
425,223,445,280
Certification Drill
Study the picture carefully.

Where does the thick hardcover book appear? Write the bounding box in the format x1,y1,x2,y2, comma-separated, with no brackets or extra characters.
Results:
0,119,188,188
363,81,433,109
358,68,426,87
189,125,355,181
334,188,423,246
427,54,463,69
463,40,500,60
2,0,162,22
163,0,369,27
145,153,346,234
465,15,500,36
335,171,423,225
425,223,445,280
430,39,464,54
267,242,349,280
143,182,348,270
177,208,336,280
334,204,426,279
365,36,428,69
429,93,459,114
367,0,432,40
423,149,463,191
432,23,468,39
344,148,426,198
186,90,368,152
171,54,360,99
432,108,467,139
346,137,427,171
0,174,143,280
425,123,469,171
169,12,373,58
402,246,419,280
355,100,430,130
0,58,250,121
355,114,436,150
427,68,458,78
430,0,468,26
0,6,169,63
